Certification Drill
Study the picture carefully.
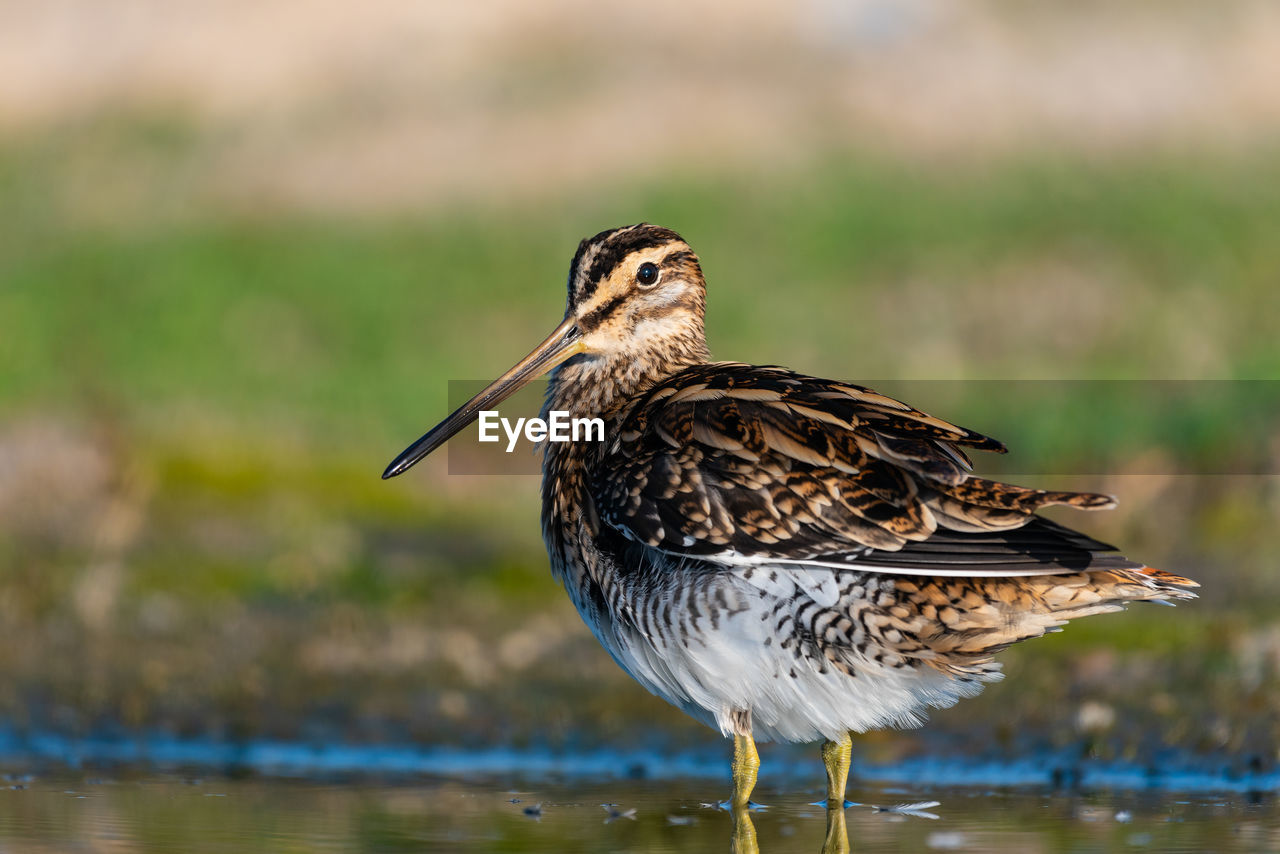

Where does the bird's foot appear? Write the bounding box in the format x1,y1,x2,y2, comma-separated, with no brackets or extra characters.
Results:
809,798,857,809
716,799,768,812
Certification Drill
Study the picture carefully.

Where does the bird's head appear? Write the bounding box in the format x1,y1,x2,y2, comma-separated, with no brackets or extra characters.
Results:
383,224,709,478
562,223,708,363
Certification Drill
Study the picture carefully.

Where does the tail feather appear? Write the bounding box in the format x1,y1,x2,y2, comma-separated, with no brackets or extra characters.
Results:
885,564,1198,676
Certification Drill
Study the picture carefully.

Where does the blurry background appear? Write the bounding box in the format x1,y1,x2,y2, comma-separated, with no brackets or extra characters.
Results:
2,0,1278,770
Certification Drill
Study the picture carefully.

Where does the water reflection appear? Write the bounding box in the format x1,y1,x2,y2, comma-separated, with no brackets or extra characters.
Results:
0,774,1276,852
731,802,849,854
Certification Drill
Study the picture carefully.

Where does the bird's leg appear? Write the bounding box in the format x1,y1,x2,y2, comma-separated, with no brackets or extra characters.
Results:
730,731,760,809
821,732,852,808
729,716,761,854
819,733,852,853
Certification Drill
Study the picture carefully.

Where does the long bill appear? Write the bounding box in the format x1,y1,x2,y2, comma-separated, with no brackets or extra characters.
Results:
382,317,585,479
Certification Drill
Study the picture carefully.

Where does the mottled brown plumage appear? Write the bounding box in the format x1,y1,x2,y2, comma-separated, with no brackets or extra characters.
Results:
596,362,1129,568
384,223,1198,825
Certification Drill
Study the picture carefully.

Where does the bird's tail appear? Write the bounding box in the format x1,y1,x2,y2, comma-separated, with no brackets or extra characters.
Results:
891,565,1198,679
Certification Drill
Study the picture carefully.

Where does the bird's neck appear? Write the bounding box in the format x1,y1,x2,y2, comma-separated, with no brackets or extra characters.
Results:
539,338,709,594
544,339,711,424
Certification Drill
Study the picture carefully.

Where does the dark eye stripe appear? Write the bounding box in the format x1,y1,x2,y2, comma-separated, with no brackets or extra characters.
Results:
578,293,628,330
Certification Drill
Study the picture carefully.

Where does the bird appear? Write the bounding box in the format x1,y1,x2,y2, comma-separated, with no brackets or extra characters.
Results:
382,223,1198,819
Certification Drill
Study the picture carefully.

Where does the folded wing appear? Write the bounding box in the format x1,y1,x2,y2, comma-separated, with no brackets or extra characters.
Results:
592,363,1133,578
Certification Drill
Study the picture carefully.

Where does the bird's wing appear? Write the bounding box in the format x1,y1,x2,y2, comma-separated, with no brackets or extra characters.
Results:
591,363,1132,577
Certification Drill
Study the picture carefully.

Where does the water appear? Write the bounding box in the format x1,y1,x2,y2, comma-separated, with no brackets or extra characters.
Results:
1,746,1277,852
0,775,1273,852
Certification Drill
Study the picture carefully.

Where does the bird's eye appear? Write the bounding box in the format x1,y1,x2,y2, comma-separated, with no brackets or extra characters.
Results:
636,262,660,287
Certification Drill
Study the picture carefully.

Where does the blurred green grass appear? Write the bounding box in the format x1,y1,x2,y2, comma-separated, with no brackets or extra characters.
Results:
5,135,1279,436
2,122,1278,756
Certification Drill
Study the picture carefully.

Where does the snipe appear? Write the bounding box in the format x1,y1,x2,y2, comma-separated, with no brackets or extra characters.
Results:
384,224,1197,836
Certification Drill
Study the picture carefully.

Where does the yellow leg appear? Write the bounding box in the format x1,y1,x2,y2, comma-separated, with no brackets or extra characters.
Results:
821,732,852,808
730,732,760,809
729,728,761,854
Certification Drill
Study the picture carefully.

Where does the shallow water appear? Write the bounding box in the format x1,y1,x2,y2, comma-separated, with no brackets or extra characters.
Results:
1,757,1276,853
0,775,1273,853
